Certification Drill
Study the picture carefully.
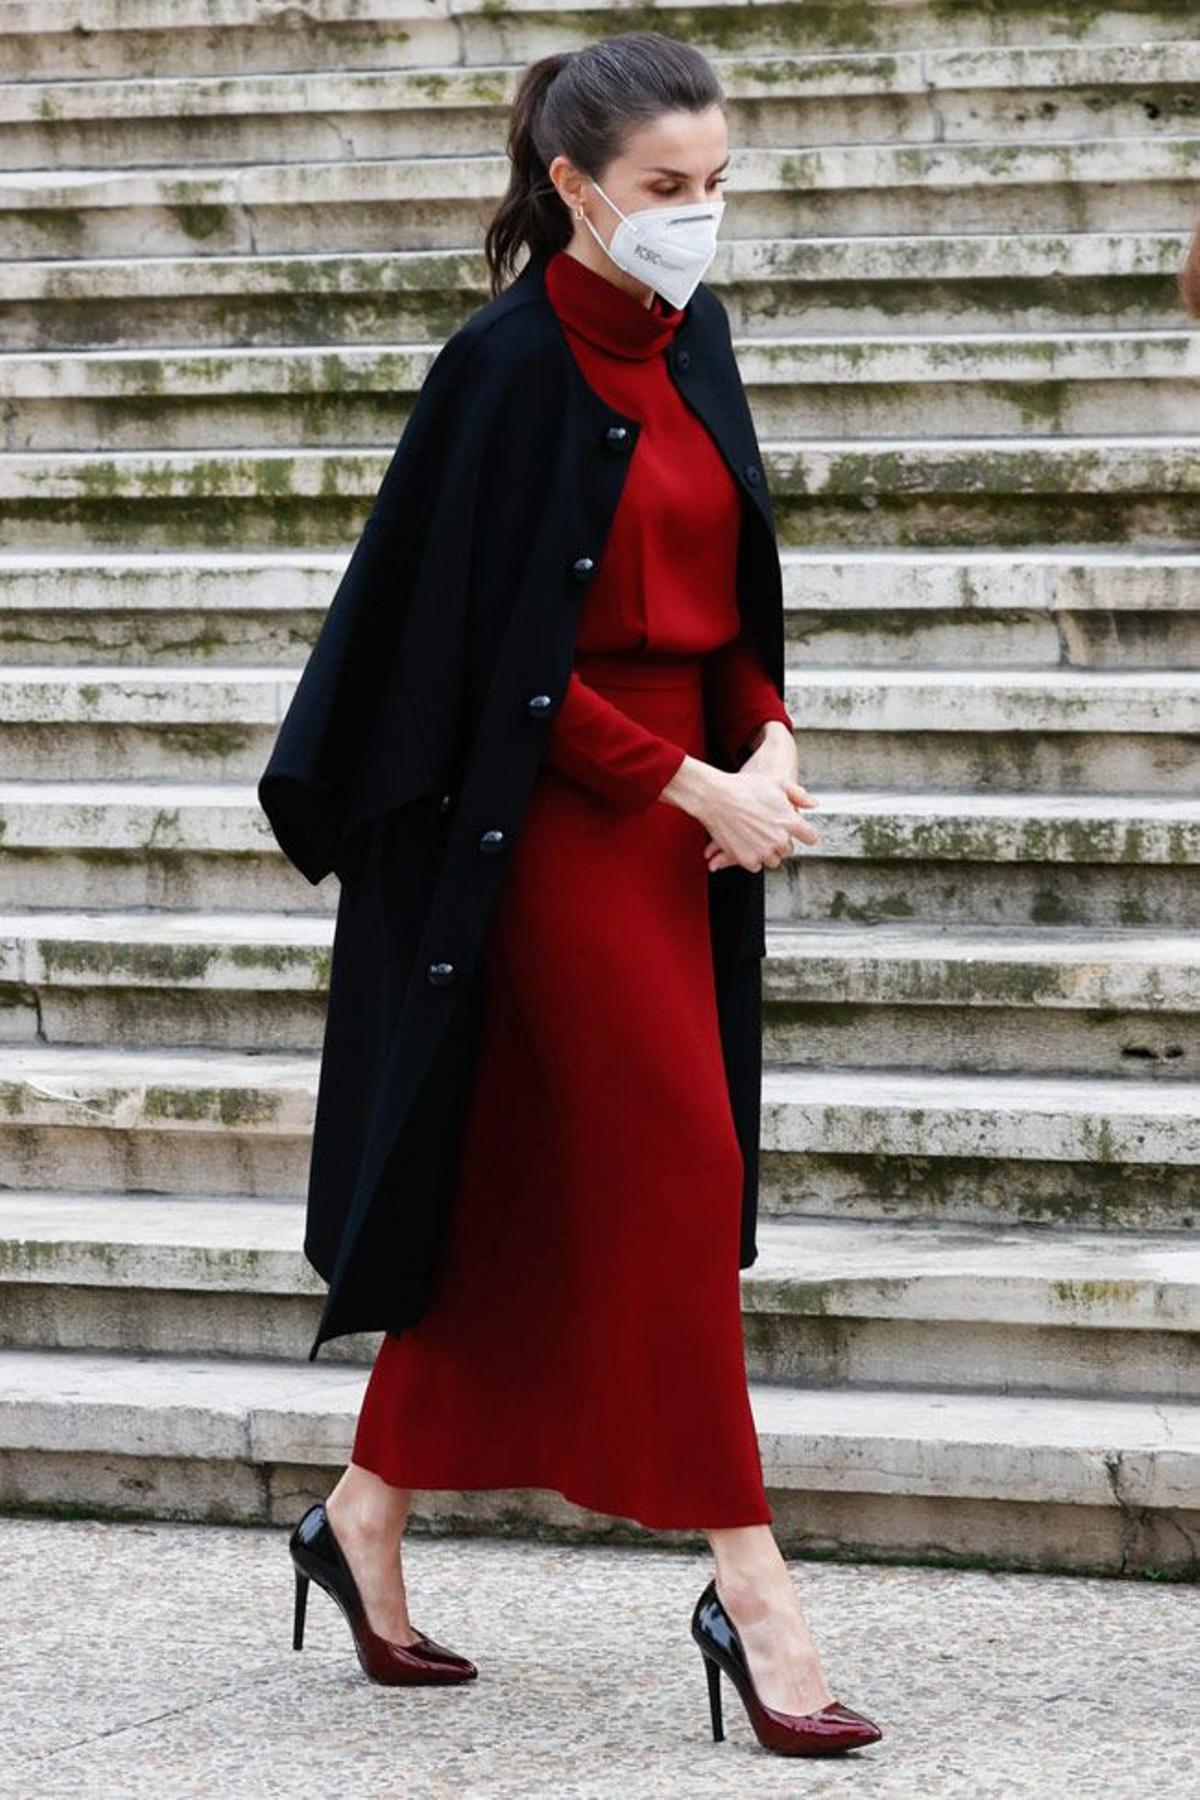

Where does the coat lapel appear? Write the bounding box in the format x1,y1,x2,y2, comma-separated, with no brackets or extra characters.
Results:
668,298,777,540
513,249,775,536
512,248,783,694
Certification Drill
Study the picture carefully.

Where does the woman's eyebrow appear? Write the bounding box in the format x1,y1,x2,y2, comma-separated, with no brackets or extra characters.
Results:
641,158,731,177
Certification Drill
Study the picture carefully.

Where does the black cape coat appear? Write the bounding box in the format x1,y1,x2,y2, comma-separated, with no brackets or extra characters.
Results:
258,247,788,1361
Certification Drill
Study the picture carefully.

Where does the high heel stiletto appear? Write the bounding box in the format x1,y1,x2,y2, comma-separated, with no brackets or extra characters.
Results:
289,1499,478,1686
691,1576,883,1756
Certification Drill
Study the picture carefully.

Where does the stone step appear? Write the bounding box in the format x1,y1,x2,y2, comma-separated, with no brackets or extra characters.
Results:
0,550,338,664
0,666,288,780
723,229,1196,335
5,43,1199,172
0,780,1193,921
757,1064,1199,1233
3,234,1191,351
788,548,1200,613
2,0,1191,82
765,923,1199,1078
771,789,1198,928
0,1044,1192,1229
746,1215,1200,1398
0,908,331,1051
0,777,319,913
783,666,1200,794
2,137,1195,261
4,435,1200,551
669,328,1200,442
2,549,1196,669
0,1042,315,1199
1,910,1195,1067
764,434,1200,549
6,328,1200,449
0,662,1194,787
0,1340,1194,1569
779,548,1200,673
2,1196,1197,1402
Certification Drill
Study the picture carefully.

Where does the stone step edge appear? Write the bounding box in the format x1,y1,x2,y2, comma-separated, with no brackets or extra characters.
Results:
1,232,1190,301
0,665,1195,735
6,431,1194,457
0,783,1195,867
3,907,1196,952
0,913,1196,1012
0,1343,1192,1509
1,1193,1196,1330
3,134,1195,207
7,0,1186,40
0,1045,1193,1162
2,778,1195,811
4,661,1194,688
5,40,1198,123
2,547,1198,566
4,328,1200,395
764,923,1200,1009
1,549,1197,618
0,0,793,37
5,437,1199,504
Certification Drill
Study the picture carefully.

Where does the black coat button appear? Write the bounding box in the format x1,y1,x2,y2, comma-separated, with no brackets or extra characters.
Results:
571,556,596,582
604,425,630,451
527,692,553,719
478,828,506,854
426,961,457,986
676,349,691,370
437,791,452,813
744,462,761,485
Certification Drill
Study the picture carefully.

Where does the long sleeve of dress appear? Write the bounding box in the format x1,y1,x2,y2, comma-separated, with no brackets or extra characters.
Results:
543,672,688,811
703,623,794,764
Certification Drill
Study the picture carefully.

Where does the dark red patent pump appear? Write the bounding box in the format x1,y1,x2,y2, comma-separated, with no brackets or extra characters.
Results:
691,1576,884,1756
289,1499,478,1686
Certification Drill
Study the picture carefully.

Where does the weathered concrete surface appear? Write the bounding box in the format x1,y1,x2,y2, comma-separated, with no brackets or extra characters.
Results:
0,1512,1195,1798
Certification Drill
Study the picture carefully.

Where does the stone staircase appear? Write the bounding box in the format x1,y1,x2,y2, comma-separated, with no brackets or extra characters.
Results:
0,0,1197,1575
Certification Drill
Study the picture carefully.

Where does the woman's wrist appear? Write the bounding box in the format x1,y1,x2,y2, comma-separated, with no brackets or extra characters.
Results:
743,718,797,773
746,718,794,755
659,753,724,816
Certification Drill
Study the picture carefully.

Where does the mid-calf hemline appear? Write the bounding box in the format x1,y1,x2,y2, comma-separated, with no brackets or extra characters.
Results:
348,1454,774,1533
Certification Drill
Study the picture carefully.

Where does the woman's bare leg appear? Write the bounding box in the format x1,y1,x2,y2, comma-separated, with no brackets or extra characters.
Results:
323,1461,421,1644
704,1524,835,1715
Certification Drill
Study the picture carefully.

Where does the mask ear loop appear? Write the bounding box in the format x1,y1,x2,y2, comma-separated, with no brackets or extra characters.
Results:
588,179,633,229
574,197,617,262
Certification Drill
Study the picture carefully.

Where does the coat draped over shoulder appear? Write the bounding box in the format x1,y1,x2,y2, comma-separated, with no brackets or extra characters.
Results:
258,251,788,1359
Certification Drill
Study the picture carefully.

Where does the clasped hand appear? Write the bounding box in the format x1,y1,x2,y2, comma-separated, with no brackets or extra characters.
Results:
663,722,821,874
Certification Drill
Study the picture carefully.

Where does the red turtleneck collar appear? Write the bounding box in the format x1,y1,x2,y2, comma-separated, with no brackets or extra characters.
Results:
544,248,685,361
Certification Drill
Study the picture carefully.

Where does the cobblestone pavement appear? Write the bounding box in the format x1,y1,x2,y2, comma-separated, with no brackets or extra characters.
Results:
1,1513,1196,1799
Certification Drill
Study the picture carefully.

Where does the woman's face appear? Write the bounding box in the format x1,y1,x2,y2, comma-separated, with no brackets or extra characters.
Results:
551,104,730,301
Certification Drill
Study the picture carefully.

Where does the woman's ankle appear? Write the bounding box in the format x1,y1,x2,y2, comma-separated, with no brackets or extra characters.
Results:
708,1524,788,1602
327,1463,413,1539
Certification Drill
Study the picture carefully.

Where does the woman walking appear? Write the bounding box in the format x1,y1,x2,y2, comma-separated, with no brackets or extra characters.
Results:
272,32,883,1760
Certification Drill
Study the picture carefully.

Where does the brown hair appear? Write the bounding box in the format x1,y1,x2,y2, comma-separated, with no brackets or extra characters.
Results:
483,32,725,299
1181,219,1200,318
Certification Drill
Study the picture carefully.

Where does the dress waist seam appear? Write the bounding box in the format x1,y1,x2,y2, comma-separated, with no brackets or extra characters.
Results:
572,649,705,690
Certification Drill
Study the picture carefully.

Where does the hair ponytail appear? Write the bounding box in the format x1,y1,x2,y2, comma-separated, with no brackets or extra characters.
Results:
484,54,574,298
483,33,725,298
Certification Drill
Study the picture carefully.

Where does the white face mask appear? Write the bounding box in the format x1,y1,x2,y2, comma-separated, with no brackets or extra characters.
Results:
579,176,725,310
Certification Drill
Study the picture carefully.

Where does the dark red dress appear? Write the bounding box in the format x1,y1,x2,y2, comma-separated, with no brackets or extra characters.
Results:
349,249,794,1528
